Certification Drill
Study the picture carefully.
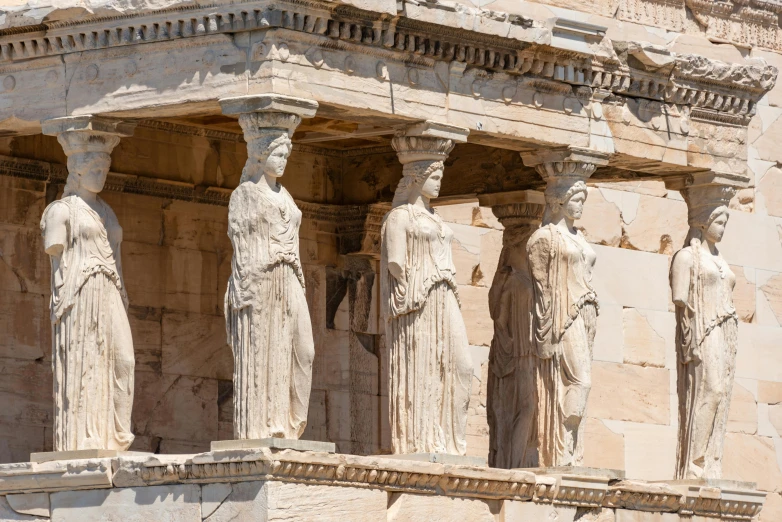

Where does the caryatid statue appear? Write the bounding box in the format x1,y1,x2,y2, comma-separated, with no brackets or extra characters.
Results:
220,95,318,440
480,192,545,469
519,148,609,468
40,116,137,452
380,122,471,456
668,172,747,480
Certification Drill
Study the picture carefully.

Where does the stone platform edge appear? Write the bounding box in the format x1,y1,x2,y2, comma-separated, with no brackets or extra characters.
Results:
0,450,765,521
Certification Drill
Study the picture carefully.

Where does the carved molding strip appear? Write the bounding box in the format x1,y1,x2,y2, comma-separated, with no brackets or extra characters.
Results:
0,0,775,120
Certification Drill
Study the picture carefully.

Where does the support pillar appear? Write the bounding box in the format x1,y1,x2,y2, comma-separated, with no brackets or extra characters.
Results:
665,171,750,481
39,115,137,459
517,147,610,468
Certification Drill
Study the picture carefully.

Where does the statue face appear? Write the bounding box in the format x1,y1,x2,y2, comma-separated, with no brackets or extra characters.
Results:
74,152,111,193
705,212,729,243
263,144,290,179
564,191,587,220
420,168,443,199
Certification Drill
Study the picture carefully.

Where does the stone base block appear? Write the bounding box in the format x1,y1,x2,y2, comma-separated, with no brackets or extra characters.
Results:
30,450,151,463
379,453,487,467
525,466,625,479
388,492,500,521
210,438,336,453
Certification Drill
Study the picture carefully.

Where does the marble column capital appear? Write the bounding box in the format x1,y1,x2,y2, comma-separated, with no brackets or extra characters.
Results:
664,171,750,228
220,94,319,139
42,115,135,156
391,121,469,164
521,146,610,183
478,190,545,228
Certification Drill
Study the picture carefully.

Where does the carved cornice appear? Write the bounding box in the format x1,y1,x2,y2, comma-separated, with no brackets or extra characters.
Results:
0,0,775,123
0,458,113,494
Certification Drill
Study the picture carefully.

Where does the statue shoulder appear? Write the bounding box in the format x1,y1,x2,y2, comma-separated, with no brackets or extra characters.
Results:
384,206,411,228
527,225,554,249
41,198,71,228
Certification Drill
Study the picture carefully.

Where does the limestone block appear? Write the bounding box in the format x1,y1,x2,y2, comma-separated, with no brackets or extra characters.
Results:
0,291,48,361
164,246,219,314
622,308,666,368
768,404,782,437
201,483,231,519
758,381,782,404
722,433,782,492
161,201,230,253
448,223,481,286
466,349,489,459
0,176,46,228
459,285,493,346
588,362,670,425
501,501,577,522
387,493,500,522
720,210,782,272
595,180,668,198
205,480,386,521
583,418,625,471
50,484,201,522
162,311,232,380
591,245,670,312
727,383,758,435
5,493,49,517
301,389,327,443
128,306,162,374
477,228,503,287
101,192,164,246
132,372,218,448
578,187,622,247
760,491,782,522
759,272,782,325
623,424,677,481
0,226,47,295
0,495,48,521
613,511,680,522
731,266,756,323
0,424,47,465
120,241,166,309
621,195,688,254
593,303,623,364
751,115,782,165
311,329,350,392
0,358,52,428
437,202,478,226
735,324,782,383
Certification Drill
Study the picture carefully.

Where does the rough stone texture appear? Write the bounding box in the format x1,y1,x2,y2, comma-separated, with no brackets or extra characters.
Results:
205,481,386,521
387,493,500,521
731,265,757,323
0,495,48,521
760,272,782,325
723,433,782,492
501,502,577,521
578,187,622,247
621,195,688,255
588,363,670,425
622,309,666,368
583,417,625,471
50,484,201,522
728,383,758,435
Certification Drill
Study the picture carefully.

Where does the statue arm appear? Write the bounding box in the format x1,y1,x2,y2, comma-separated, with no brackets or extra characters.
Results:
42,202,69,293
527,229,557,359
671,249,693,310
385,210,408,282
42,202,69,256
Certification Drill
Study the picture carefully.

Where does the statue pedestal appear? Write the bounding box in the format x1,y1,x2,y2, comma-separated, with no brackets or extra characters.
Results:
30,450,152,463
380,453,487,467
210,438,336,453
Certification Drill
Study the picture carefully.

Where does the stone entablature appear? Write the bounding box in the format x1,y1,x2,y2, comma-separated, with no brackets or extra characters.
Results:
619,0,782,52
0,452,766,520
0,0,776,180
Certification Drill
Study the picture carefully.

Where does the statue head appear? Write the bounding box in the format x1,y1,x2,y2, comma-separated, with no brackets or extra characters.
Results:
682,184,735,248
237,112,299,184
543,177,589,224
391,160,444,207
58,132,119,197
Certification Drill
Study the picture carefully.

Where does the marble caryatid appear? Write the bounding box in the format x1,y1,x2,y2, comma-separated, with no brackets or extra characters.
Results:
669,175,744,480
40,117,136,452
381,122,470,456
482,193,544,469
521,148,608,468
220,95,318,441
